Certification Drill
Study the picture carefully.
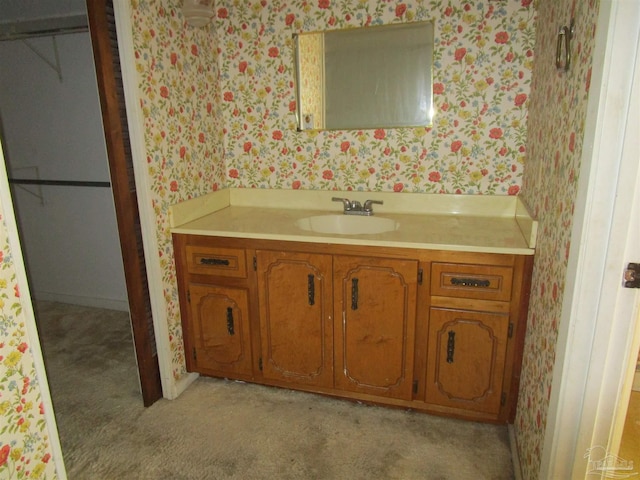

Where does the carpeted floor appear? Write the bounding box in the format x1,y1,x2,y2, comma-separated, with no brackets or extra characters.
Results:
35,301,515,480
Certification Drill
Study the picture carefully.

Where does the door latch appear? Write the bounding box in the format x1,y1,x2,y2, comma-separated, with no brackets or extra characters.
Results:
623,263,640,288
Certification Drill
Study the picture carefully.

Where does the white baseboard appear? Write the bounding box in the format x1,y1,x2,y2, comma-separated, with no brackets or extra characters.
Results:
508,424,523,480
33,291,129,312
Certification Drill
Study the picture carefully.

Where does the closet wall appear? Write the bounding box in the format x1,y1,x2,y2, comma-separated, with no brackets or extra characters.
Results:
0,29,127,310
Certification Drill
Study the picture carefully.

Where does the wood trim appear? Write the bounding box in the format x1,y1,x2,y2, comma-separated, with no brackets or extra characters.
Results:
86,0,162,406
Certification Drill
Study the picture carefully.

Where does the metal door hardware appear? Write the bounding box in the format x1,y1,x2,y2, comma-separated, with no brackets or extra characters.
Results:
623,263,640,288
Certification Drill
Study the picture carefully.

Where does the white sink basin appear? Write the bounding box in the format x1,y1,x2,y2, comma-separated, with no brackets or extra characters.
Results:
296,215,399,235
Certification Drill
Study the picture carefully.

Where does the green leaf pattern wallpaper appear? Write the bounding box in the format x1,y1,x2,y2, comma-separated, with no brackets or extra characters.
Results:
517,0,600,478
0,207,57,478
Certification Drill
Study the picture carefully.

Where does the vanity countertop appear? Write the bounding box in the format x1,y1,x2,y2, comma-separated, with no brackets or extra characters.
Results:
169,189,537,255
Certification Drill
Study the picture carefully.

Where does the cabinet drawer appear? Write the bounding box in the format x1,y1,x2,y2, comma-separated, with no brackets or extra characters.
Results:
185,245,247,278
431,263,513,302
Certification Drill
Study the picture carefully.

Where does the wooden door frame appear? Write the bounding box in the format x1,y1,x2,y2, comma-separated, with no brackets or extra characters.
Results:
86,0,163,406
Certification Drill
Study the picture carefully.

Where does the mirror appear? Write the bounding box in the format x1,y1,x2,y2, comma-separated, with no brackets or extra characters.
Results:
294,21,434,131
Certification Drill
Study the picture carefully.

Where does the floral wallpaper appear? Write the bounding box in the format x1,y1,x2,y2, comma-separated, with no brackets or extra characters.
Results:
130,0,536,384
218,0,536,194
517,0,600,478
0,206,57,477
129,0,226,378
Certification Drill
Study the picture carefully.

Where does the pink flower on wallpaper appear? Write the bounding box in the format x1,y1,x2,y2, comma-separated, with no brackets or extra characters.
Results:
451,140,462,153
374,129,386,140
217,8,228,18
285,14,295,26
395,4,407,17
224,92,234,101
428,171,441,182
322,170,333,180
292,180,301,189
515,93,527,107
318,0,330,9
198,133,205,143
433,83,445,94
454,48,466,62
17,342,28,353
521,0,533,7
170,52,177,65
191,44,198,56
243,141,252,153
568,132,576,152
444,6,453,16
328,16,336,26
0,445,10,467
170,181,178,192
42,454,51,464
272,130,283,140
340,141,350,152
393,183,404,192
268,47,279,58
14,284,19,297
499,146,508,156
289,101,296,112
489,128,503,139
229,169,239,178
160,86,169,98
508,185,520,195
505,51,515,62
239,61,248,73
495,32,509,44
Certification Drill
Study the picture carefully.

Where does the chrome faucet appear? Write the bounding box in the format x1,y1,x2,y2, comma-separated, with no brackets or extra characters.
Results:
332,197,383,216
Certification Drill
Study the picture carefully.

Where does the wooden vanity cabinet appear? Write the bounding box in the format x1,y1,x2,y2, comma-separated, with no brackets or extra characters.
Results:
173,234,533,423
173,235,255,379
422,253,533,422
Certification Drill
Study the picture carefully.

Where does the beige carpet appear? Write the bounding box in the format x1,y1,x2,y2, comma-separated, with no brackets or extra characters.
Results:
35,301,515,480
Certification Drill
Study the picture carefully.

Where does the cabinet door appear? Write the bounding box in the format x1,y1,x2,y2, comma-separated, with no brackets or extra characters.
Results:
256,250,333,388
188,283,253,376
334,256,418,400
426,308,509,415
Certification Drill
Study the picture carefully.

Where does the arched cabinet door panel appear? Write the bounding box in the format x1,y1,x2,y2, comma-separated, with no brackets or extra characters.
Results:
189,283,253,377
333,255,418,400
426,307,509,415
256,250,334,388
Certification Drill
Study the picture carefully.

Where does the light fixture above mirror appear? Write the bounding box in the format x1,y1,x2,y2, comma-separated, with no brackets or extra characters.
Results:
182,0,214,27
294,21,434,131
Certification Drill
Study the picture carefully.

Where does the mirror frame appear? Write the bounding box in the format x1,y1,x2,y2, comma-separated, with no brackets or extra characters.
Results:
294,21,435,132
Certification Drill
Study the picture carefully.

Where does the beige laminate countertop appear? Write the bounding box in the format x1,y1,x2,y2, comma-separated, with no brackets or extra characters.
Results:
170,189,537,255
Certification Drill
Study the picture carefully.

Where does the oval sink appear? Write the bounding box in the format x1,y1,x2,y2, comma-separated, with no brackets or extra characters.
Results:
296,215,399,235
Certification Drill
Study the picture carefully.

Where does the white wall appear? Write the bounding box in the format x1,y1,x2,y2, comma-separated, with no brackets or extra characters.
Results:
0,32,128,310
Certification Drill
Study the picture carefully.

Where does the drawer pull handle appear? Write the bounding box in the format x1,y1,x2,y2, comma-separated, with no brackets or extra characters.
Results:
446,330,455,363
351,278,359,310
200,257,230,266
450,277,490,288
308,274,315,306
226,307,235,335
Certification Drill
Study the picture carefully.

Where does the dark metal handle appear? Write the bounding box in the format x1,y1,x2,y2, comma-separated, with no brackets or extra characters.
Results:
308,274,315,306
200,257,230,266
226,307,235,335
351,278,359,310
446,331,455,363
450,277,490,288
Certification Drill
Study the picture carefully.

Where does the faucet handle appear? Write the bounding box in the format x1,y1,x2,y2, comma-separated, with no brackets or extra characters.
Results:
363,199,383,213
332,197,352,211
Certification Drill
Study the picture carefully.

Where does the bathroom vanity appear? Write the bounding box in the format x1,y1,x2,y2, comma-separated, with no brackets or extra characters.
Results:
171,189,536,423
